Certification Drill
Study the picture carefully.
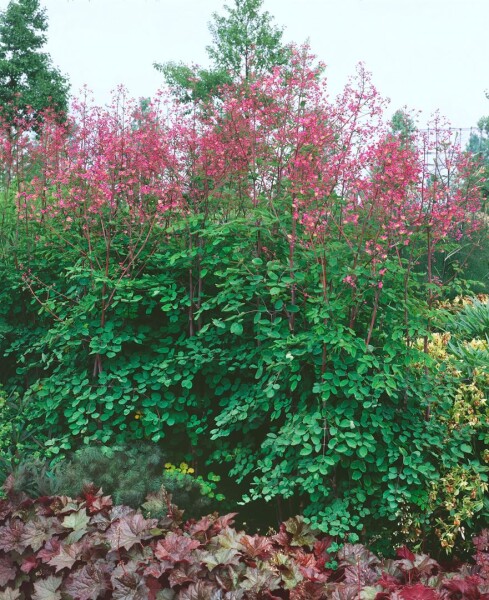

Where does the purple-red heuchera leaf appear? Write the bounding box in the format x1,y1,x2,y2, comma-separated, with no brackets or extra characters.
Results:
442,577,484,600
239,534,273,559
154,532,200,563
20,553,40,573
107,512,158,551
399,583,440,600
0,555,16,587
64,562,111,600
47,542,81,572
37,537,61,562
397,546,416,562
0,519,26,553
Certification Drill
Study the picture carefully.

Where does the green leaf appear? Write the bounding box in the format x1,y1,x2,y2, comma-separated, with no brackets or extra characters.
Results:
358,446,368,458
230,322,243,335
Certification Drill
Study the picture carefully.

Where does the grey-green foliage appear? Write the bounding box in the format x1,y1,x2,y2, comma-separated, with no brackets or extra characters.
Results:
7,445,216,517
0,0,69,126
446,298,489,340
446,299,489,375
467,116,489,163
155,0,288,102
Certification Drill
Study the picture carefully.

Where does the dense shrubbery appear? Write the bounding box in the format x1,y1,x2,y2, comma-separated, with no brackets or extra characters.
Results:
0,482,488,599
0,49,488,554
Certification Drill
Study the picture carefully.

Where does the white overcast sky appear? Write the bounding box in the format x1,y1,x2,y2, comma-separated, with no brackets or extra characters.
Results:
2,0,488,129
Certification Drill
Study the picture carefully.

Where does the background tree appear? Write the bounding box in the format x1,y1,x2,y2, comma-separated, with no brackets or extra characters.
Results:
154,0,288,102
0,0,69,127
462,115,489,289
467,116,489,166
390,108,417,141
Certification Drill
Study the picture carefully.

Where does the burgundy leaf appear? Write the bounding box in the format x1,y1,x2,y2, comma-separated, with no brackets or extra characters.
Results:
107,512,158,551
37,537,62,562
400,583,439,600
0,555,16,587
294,549,316,568
343,562,379,586
90,512,111,532
0,498,12,522
473,531,489,553
313,537,333,564
376,571,402,592
213,513,238,531
271,524,291,549
442,577,482,599
155,532,200,563
21,553,40,573
167,562,202,588
111,568,148,600
47,542,80,572
64,562,111,600
397,546,416,562
145,576,163,600
290,581,327,600
143,560,173,579
239,534,273,559
21,517,62,552
87,494,113,515
298,564,329,583
185,516,215,540
338,544,380,569
176,580,219,600
0,519,26,552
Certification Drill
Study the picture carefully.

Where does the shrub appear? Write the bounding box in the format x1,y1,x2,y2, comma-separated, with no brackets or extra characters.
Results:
0,47,487,553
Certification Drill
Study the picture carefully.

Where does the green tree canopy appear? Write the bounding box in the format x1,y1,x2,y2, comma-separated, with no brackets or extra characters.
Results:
154,0,289,103
467,116,489,163
0,0,69,127
390,108,417,141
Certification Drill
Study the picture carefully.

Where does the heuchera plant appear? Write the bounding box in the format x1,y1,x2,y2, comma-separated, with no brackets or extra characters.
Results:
0,480,488,599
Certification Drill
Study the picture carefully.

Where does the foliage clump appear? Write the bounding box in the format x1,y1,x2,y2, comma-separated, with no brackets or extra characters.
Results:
0,481,488,599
